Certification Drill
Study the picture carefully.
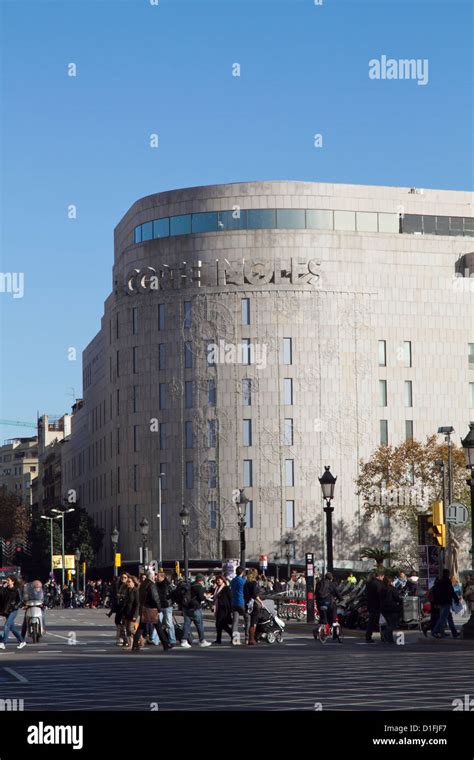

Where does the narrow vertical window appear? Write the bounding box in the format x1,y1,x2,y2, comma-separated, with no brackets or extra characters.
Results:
133,425,139,452
242,338,251,365
132,306,138,335
242,379,252,406
379,380,387,407
183,301,192,329
283,378,293,405
380,420,388,445
159,423,166,450
133,385,138,413
284,418,293,446
243,419,252,447
158,304,165,331
132,346,138,374
208,501,217,529
208,378,216,406
241,298,250,325
133,464,138,492
159,383,166,410
184,342,193,368
285,500,295,529
159,343,166,371
185,381,193,409
285,459,294,486
185,421,193,449
208,461,217,489
404,340,412,368
405,420,414,441
283,338,293,365
378,340,386,367
207,419,217,448
404,380,413,408
243,460,253,487
186,462,194,489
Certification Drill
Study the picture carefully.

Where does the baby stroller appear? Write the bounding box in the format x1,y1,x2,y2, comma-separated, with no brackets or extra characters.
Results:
255,605,285,643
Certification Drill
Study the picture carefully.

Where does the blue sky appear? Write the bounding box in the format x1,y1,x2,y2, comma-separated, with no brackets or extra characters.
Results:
0,0,472,441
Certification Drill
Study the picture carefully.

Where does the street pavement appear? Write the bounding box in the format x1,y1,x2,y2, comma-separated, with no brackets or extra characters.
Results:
0,608,472,711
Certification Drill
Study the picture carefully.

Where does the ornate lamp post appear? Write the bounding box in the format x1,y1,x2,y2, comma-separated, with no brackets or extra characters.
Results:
319,465,337,573
139,517,149,571
111,526,119,577
235,488,249,568
179,505,190,581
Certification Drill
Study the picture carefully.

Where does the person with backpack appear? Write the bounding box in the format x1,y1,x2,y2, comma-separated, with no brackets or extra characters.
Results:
180,574,212,648
315,572,342,637
156,571,176,646
132,571,173,652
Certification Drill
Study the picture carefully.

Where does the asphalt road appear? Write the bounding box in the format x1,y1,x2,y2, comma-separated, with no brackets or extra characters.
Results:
0,608,472,711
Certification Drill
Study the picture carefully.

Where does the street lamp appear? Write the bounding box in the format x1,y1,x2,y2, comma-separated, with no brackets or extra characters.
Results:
461,423,474,564
111,526,119,577
179,505,190,581
51,506,75,587
74,548,81,591
40,514,61,579
235,488,249,568
139,517,149,571
319,465,337,573
157,472,165,572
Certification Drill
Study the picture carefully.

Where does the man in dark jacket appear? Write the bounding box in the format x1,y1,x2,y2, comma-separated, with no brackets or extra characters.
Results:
156,572,176,646
365,570,385,643
0,576,26,649
315,573,342,629
181,574,212,648
132,571,172,651
431,569,460,639
380,578,402,643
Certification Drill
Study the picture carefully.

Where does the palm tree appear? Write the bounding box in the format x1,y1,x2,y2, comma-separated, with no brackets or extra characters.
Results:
359,546,398,567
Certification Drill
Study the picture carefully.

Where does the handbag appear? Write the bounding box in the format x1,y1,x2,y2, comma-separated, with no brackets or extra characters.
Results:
140,607,158,624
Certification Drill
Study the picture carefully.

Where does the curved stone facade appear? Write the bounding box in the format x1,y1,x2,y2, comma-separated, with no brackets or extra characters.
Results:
62,181,474,568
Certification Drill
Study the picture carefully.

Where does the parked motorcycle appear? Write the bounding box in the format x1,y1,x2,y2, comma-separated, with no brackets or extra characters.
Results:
24,600,45,643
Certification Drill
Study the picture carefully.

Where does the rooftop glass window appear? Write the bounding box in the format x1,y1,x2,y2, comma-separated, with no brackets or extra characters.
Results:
306,209,333,230
170,214,191,236
153,218,170,238
217,210,247,230
247,209,276,229
276,209,305,229
134,226,142,244
192,212,218,233
141,221,153,241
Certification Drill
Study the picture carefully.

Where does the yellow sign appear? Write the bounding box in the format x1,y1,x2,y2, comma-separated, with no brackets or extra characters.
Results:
175,561,180,576
82,562,86,573
52,554,76,570
115,552,122,568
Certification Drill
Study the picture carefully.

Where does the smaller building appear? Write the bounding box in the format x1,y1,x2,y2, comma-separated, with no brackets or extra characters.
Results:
31,414,71,516
0,437,38,507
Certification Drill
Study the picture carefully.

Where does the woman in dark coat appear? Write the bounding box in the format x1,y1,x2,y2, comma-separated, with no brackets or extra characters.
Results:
212,575,233,644
380,577,401,644
121,576,140,649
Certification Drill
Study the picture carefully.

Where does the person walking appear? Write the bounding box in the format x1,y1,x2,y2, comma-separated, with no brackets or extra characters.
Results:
230,566,249,645
180,574,212,648
431,570,461,639
365,569,384,643
0,576,26,650
121,576,139,649
212,575,233,644
108,572,129,646
156,571,176,646
244,568,264,645
132,571,172,651
379,577,402,644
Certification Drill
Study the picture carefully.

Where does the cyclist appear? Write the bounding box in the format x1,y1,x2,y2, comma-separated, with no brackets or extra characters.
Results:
315,572,342,639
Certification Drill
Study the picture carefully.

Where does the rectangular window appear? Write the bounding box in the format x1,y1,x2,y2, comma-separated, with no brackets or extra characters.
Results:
134,505,138,532
286,500,295,529
133,464,138,492
405,420,414,441
116,429,120,455
208,461,217,489
208,378,216,406
241,298,250,325
207,341,215,367
243,459,253,487
283,418,293,446
160,464,167,490
217,209,248,230
133,385,138,413
183,301,192,329
378,340,386,367
132,346,138,374
285,459,294,487
356,211,378,232
159,423,166,450
134,226,142,244
207,419,217,448
380,420,388,446
116,350,120,377
185,421,193,449
242,338,251,365
306,209,334,230
469,344,474,368
283,337,293,365
117,466,121,494
142,221,153,241
243,419,252,447
470,382,474,407
158,304,165,331
153,217,170,238
170,214,192,236
185,381,193,409
132,306,138,335
116,312,119,339
276,209,305,229
208,501,218,529
246,500,254,528
191,212,218,233
242,378,252,406
158,343,166,370
133,425,139,452
379,380,387,407
117,505,121,530
403,341,412,368
159,383,166,410
334,210,356,231
247,209,276,229
404,380,413,407
116,389,120,416
184,342,193,368
185,462,194,489
283,378,293,405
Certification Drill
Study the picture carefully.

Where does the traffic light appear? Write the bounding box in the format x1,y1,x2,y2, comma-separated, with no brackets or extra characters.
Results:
428,501,446,548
